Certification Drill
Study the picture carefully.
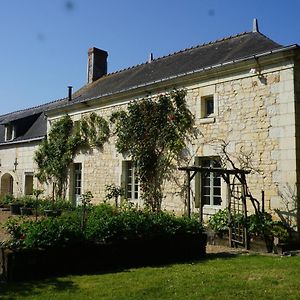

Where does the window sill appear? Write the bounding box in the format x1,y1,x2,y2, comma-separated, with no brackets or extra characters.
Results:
199,117,215,124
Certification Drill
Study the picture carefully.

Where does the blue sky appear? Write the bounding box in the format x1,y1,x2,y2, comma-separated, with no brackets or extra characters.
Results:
0,0,299,115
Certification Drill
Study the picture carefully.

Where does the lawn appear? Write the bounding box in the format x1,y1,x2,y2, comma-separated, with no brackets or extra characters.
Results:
1,253,300,300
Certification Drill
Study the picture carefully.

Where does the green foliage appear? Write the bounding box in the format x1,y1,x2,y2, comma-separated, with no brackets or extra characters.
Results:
111,90,194,211
3,204,203,250
39,198,75,212
84,204,203,243
247,212,273,236
0,193,15,205
34,114,109,199
3,213,83,249
247,212,289,241
80,112,110,148
208,209,290,242
34,115,80,199
105,184,123,205
208,208,229,233
3,255,300,299
17,196,36,208
271,222,289,241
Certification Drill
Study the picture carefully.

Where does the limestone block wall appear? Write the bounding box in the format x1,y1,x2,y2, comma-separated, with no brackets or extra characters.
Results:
0,141,41,197
68,106,122,203
48,60,298,221
181,63,298,219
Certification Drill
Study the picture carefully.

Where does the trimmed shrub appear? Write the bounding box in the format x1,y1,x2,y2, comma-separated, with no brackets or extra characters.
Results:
3,213,83,249
3,204,203,250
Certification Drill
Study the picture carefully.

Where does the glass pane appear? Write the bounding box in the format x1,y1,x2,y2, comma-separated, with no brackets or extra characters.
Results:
206,98,214,115
213,187,221,195
213,177,221,186
203,196,210,205
203,177,210,186
213,197,222,205
203,187,210,195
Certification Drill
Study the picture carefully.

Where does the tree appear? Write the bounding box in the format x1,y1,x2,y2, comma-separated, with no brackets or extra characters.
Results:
34,113,109,199
111,90,195,211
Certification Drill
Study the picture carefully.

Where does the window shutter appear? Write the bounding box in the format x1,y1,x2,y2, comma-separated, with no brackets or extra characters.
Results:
121,161,128,200
194,157,201,208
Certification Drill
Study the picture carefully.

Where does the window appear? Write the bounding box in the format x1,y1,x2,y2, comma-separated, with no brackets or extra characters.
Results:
195,157,222,207
5,124,15,141
202,159,222,206
24,173,34,195
74,163,82,206
201,95,214,118
123,161,139,202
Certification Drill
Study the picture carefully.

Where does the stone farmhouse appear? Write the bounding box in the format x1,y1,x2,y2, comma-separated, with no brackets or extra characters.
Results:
0,20,299,229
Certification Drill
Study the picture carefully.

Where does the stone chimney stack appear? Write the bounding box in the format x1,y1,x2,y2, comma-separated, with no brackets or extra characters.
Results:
87,47,108,84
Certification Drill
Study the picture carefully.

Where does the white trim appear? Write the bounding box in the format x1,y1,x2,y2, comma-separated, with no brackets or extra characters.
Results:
0,136,44,146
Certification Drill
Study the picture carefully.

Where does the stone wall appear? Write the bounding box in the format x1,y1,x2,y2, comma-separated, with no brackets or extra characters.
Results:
48,60,299,223
0,141,42,197
184,64,297,219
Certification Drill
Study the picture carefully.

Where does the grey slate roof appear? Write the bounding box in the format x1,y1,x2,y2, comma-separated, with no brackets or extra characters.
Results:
0,99,67,144
69,31,283,106
0,30,295,145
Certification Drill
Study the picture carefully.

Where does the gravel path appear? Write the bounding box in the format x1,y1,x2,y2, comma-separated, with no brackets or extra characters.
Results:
0,210,11,242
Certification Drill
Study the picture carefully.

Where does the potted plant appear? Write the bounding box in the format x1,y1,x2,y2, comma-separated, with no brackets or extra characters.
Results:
0,194,15,210
42,199,62,217
20,196,35,216
10,198,22,215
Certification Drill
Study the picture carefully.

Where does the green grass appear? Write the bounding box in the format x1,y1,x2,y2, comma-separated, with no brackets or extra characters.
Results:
1,253,300,299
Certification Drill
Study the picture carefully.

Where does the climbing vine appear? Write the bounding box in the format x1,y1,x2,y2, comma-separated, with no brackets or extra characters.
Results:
34,113,109,199
111,90,195,211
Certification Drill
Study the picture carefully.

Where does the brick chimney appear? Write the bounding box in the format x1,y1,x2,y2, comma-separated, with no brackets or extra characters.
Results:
87,47,108,84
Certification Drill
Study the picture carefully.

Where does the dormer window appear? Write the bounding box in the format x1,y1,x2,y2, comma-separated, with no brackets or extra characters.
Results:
5,124,15,141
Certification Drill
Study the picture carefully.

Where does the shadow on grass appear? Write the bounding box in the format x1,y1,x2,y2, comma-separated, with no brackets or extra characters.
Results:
0,251,248,298
205,251,249,260
0,277,79,298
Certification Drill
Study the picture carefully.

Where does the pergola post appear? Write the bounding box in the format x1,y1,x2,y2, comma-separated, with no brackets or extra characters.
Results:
186,170,191,218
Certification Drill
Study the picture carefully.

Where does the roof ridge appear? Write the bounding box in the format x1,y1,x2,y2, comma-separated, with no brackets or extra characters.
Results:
102,31,251,78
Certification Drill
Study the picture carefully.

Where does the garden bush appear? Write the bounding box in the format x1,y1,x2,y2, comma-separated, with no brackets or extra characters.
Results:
39,198,75,212
84,205,203,243
208,208,229,234
0,194,15,206
3,203,203,250
3,213,83,249
208,208,290,242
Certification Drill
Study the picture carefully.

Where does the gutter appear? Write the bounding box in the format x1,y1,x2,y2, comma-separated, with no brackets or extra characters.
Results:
47,44,299,114
0,136,45,146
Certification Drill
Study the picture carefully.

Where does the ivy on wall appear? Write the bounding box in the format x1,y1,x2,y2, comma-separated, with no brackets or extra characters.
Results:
34,113,109,199
111,90,195,211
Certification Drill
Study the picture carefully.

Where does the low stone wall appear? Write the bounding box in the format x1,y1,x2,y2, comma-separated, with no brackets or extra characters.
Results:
0,233,207,282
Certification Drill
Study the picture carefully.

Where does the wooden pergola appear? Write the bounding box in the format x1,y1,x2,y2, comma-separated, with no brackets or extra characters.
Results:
178,166,252,249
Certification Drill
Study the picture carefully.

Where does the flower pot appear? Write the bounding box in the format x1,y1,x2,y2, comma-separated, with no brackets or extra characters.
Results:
20,207,33,216
10,203,21,215
44,209,61,217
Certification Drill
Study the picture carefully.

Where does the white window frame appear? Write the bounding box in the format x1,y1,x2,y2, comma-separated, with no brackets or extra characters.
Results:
74,163,82,206
5,124,15,141
195,157,222,207
123,161,140,205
